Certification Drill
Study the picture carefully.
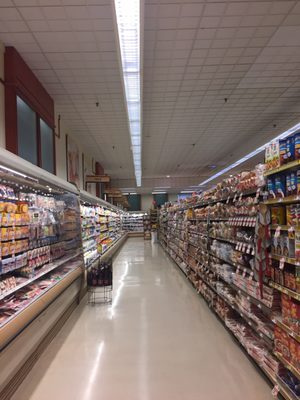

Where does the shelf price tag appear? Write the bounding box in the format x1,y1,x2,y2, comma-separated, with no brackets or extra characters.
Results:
275,226,281,238
279,257,285,270
271,385,280,398
255,188,261,204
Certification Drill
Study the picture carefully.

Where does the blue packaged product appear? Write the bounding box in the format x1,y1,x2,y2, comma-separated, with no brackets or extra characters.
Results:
295,133,300,160
286,136,295,163
267,178,276,198
291,172,297,195
286,174,291,195
275,175,286,198
279,139,287,164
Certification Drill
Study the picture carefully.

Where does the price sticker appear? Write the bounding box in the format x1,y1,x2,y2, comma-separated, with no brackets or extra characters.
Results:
255,188,261,204
275,226,281,238
271,385,280,398
279,257,285,270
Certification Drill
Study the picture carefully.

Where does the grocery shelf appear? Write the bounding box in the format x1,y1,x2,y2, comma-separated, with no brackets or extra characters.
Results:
276,375,300,400
0,250,82,301
264,159,300,177
270,225,300,231
273,318,300,343
230,283,273,313
274,352,300,381
264,195,300,206
270,254,300,266
269,281,300,301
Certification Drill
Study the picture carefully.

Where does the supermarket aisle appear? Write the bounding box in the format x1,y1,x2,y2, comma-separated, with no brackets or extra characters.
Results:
12,238,272,400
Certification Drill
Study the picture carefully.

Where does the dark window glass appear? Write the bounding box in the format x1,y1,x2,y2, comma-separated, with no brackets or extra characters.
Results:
40,118,54,173
17,96,37,165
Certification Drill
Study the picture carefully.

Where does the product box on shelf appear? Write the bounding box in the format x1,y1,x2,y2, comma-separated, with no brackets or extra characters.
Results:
265,142,280,171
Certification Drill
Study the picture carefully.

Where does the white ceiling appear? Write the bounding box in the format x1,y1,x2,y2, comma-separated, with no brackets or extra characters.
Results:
1,1,300,193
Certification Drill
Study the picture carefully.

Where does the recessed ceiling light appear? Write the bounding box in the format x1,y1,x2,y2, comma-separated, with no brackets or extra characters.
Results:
199,122,300,187
166,175,170,178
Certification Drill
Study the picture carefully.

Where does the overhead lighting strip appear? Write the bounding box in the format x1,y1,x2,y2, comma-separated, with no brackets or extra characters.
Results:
114,0,142,187
199,122,300,187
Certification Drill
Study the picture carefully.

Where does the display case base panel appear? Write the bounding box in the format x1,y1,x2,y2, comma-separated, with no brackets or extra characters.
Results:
0,273,82,400
128,232,144,237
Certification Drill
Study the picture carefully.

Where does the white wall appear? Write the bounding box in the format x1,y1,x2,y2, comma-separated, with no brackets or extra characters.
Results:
0,41,5,148
141,194,153,211
55,112,96,195
169,194,178,203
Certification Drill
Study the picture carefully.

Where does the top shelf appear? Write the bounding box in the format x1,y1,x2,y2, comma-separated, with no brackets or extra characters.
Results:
264,159,300,177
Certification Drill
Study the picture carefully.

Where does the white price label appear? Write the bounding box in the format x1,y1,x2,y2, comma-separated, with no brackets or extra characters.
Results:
279,257,285,270
275,226,281,238
271,385,280,398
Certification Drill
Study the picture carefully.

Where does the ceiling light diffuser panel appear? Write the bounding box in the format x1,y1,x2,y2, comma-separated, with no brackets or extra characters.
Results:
114,0,142,187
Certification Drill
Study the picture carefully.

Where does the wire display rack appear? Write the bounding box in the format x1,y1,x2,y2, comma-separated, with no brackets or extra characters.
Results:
87,259,113,304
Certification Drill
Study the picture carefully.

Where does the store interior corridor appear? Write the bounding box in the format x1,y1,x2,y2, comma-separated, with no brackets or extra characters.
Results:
12,238,273,400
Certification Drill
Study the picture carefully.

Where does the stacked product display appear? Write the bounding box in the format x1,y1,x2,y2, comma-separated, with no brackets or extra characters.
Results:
150,209,158,230
80,198,124,268
159,164,300,400
264,133,300,396
143,215,151,240
0,170,83,347
122,212,145,236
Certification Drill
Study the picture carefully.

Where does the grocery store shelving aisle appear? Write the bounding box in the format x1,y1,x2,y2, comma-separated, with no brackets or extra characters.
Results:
12,238,272,400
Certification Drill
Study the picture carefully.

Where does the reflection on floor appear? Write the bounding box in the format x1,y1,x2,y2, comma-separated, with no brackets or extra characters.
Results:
12,238,273,400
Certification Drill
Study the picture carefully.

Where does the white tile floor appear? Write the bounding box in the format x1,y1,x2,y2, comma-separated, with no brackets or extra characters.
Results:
12,238,273,400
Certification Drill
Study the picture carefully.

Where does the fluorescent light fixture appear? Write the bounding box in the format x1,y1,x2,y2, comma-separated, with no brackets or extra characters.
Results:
129,192,137,195
154,186,171,189
114,0,142,187
122,192,129,195
152,191,167,194
166,175,170,178
181,190,194,193
199,122,300,186
0,165,27,178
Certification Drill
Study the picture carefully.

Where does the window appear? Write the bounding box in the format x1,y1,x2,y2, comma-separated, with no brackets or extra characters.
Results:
17,96,37,165
16,96,55,174
40,118,54,173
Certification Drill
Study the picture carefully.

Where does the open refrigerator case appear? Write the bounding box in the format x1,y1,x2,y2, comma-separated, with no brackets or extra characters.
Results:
80,191,127,268
159,161,300,400
0,148,84,398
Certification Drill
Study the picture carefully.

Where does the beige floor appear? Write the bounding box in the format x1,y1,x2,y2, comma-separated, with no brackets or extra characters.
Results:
12,238,273,400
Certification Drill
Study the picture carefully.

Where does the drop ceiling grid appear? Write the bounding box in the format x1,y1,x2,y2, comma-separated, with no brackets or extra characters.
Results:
143,1,300,180
0,1,134,179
